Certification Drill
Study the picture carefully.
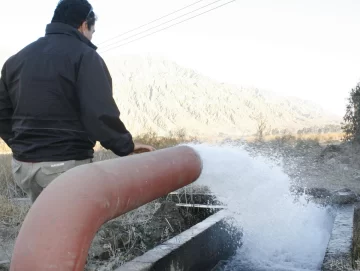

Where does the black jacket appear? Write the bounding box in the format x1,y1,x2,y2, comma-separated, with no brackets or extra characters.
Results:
0,22,134,162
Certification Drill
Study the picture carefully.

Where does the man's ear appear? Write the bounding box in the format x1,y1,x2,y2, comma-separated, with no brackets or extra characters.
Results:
78,21,87,33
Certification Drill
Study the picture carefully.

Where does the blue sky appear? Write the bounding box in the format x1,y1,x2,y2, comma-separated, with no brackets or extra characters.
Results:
1,0,360,116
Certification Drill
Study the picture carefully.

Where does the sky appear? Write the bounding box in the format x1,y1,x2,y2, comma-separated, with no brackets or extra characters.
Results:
0,0,360,117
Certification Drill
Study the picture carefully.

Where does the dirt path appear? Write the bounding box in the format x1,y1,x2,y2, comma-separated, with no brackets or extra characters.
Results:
245,141,360,195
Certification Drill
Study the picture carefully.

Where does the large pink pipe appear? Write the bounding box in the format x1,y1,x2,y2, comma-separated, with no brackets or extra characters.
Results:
10,145,202,271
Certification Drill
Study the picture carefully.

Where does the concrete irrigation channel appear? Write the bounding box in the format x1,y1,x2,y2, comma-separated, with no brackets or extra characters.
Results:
115,192,241,271
117,191,360,271
2,190,360,270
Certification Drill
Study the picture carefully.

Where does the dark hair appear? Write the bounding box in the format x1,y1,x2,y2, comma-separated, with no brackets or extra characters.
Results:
51,0,96,30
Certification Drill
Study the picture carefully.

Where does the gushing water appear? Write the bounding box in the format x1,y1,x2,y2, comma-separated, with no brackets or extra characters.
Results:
187,143,334,271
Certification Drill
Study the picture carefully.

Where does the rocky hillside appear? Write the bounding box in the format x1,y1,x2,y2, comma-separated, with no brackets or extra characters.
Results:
0,51,342,138
103,55,341,137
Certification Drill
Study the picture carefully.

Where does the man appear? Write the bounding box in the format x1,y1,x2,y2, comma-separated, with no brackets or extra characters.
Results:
0,0,155,203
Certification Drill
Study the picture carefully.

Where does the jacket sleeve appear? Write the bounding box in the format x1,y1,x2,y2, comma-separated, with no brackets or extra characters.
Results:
76,50,134,156
0,64,14,147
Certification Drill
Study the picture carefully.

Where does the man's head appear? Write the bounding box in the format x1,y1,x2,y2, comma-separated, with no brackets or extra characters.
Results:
51,0,97,41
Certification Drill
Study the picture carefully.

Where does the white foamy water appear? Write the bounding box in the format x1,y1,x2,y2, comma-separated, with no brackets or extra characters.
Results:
187,143,334,271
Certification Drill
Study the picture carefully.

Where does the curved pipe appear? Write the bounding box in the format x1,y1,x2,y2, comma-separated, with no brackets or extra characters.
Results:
10,145,202,271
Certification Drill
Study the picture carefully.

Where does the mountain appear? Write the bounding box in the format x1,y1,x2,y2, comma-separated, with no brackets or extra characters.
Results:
102,55,341,138
0,50,342,138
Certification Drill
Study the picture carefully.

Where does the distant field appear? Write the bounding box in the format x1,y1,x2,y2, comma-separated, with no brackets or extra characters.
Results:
0,132,343,156
245,132,344,144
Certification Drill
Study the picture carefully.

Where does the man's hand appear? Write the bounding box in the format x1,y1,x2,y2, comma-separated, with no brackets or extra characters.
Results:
132,143,156,154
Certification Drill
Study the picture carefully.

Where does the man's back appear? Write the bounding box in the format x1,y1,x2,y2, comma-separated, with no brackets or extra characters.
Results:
0,0,154,203
3,23,101,162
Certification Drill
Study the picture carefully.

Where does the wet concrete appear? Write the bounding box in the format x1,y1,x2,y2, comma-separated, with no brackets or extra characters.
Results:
322,205,353,271
352,203,360,269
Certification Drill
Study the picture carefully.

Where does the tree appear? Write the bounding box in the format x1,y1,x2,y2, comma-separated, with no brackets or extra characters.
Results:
255,113,269,141
342,83,360,142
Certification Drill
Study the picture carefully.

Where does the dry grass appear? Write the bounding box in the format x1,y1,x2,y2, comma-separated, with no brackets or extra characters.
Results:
0,140,10,154
0,155,24,199
0,196,29,228
85,201,164,270
134,129,199,149
94,130,199,154
297,132,344,143
245,132,344,144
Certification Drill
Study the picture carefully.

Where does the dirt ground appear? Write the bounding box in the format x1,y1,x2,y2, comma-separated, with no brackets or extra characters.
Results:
1,137,360,270
243,139,360,196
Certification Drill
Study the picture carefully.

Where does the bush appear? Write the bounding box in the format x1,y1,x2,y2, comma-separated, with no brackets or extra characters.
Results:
342,83,360,142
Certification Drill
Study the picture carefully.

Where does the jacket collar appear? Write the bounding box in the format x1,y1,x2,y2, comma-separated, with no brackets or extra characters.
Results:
45,22,97,50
